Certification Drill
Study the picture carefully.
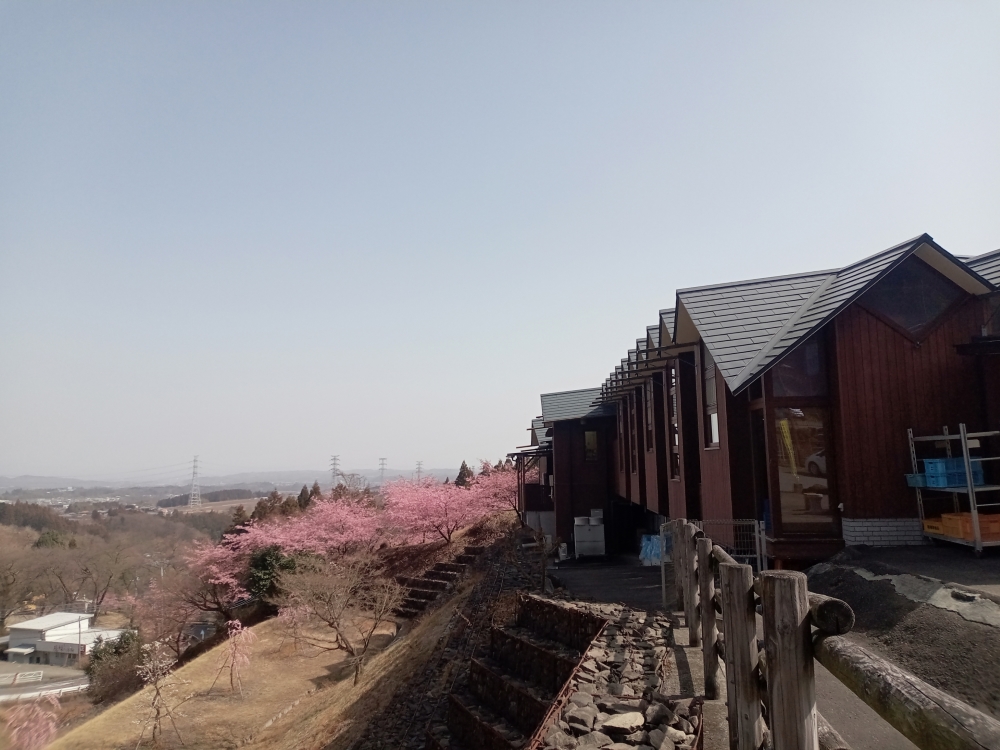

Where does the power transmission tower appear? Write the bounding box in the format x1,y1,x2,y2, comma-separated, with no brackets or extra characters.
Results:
188,456,201,508
415,461,423,481
378,458,387,487
330,455,341,486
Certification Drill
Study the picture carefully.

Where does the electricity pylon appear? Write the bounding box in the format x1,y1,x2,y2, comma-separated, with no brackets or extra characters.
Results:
416,461,423,480
188,456,201,508
378,458,387,486
330,455,341,486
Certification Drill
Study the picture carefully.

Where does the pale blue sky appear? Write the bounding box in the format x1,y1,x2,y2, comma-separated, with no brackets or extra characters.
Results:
2,2,999,480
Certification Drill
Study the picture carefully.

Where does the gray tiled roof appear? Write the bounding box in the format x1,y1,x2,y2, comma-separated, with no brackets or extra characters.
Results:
647,324,659,349
660,308,675,344
531,418,551,446
541,388,616,423
678,270,831,386
727,235,926,392
969,249,1000,286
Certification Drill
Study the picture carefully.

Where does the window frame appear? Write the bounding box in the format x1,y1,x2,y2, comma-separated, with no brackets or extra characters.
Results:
702,344,720,448
857,256,970,343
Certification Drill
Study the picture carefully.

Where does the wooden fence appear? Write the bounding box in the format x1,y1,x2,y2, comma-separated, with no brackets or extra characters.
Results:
665,518,1000,750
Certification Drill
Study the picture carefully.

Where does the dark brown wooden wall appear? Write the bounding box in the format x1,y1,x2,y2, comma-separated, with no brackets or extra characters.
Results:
984,357,1000,433
644,374,670,516
552,419,614,544
697,357,733,522
629,388,647,507
613,398,630,500
832,300,985,520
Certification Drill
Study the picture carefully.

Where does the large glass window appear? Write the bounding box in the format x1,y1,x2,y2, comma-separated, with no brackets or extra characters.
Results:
667,364,680,478
773,334,828,398
774,407,834,527
702,345,719,447
860,256,966,339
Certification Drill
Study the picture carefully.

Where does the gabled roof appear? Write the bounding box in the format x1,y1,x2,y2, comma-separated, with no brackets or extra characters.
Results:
969,248,1000,286
531,418,551,446
679,234,997,394
659,308,675,345
540,387,616,423
647,324,659,349
677,270,831,386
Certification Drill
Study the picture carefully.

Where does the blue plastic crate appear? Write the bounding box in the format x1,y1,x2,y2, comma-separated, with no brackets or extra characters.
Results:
923,458,951,475
905,474,927,488
926,473,954,488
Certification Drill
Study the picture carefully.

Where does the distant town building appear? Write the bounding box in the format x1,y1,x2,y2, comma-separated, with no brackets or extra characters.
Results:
2,612,124,667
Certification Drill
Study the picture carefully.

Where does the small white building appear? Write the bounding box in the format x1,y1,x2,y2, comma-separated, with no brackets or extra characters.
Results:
5,612,125,667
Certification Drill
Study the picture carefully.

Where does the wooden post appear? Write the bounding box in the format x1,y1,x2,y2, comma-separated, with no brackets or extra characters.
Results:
672,518,686,611
698,536,719,699
720,562,762,750
761,570,818,750
684,522,700,647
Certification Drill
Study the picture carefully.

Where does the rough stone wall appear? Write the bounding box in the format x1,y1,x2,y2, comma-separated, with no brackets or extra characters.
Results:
489,626,579,694
516,594,607,652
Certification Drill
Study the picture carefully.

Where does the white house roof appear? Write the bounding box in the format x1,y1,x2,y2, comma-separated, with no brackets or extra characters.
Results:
11,612,91,632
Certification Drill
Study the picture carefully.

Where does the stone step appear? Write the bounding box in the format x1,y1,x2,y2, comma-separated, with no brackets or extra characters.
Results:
463,545,486,555
425,569,462,583
455,554,477,566
402,596,431,612
488,626,580,695
447,692,526,750
433,561,468,574
468,657,552,736
395,605,423,619
407,588,440,602
397,576,450,592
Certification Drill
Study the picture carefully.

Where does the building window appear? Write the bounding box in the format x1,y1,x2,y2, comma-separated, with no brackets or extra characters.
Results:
702,345,719,447
772,333,828,398
667,363,680,478
859,255,966,339
585,431,598,462
618,409,626,468
774,407,834,528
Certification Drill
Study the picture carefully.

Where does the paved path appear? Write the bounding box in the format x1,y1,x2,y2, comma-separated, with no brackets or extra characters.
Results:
551,555,918,750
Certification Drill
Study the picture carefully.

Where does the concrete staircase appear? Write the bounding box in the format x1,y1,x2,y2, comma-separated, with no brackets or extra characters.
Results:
396,546,486,619
425,596,600,750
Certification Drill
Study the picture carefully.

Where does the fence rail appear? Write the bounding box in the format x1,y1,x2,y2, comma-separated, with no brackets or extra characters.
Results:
0,671,44,686
664,518,1000,750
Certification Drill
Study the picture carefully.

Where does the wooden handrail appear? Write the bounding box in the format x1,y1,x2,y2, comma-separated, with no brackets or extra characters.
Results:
814,634,1000,750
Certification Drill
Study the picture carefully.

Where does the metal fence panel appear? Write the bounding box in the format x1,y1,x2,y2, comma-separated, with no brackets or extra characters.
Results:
693,519,767,572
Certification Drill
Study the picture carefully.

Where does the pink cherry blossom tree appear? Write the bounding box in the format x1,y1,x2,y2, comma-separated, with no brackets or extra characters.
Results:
470,460,519,514
3,695,59,750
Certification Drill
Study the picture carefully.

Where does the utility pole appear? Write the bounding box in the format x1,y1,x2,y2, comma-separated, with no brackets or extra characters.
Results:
416,461,423,481
188,456,201,508
378,458,387,487
330,455,341,486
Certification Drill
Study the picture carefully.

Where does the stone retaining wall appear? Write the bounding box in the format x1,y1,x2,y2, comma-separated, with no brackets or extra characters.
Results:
517,594,606,653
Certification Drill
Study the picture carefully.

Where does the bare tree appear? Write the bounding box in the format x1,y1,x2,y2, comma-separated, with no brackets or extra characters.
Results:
80,538,140,621
134,642,191,749
277,555,405,684
0,547,40,632
209,621,257,697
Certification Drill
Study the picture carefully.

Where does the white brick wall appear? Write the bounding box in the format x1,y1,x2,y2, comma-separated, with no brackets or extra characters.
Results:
842,517,926,547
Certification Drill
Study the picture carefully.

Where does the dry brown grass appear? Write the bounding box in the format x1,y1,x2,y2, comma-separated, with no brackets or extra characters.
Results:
46,574,480,750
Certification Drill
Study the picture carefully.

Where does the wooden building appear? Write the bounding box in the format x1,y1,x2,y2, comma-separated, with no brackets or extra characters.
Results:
518,234,1000,566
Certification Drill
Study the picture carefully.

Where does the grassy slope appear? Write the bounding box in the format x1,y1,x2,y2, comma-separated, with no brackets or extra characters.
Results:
46,575,478,750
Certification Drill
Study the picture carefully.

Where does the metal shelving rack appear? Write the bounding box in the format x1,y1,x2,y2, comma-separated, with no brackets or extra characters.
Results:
908,424,1000,555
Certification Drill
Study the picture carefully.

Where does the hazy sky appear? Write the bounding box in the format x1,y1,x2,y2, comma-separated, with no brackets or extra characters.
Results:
2,2,999,481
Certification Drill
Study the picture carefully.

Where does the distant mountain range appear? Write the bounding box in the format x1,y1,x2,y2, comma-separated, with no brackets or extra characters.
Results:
0,468,455,491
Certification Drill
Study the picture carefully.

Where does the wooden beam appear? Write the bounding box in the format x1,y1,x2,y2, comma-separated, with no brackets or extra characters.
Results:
719,562,763,750
814,634,1000,750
